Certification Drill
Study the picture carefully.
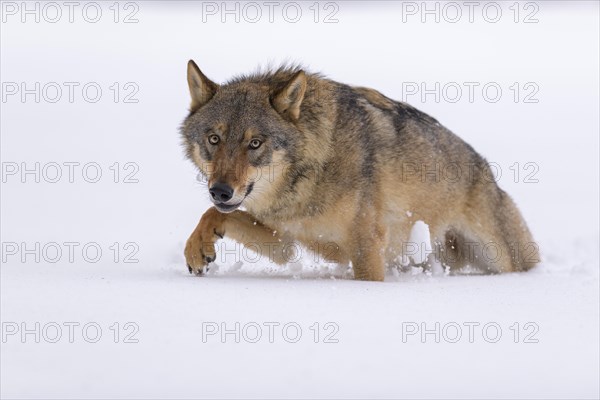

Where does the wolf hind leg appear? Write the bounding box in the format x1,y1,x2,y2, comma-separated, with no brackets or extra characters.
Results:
432,228,471,272
492,193,540,271
466,191,540,272
436,194,539,273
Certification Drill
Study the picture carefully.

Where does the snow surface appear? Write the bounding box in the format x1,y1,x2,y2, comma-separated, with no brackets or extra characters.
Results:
1,2,599,399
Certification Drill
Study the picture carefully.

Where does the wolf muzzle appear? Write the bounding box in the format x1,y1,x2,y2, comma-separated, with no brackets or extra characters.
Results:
209,182,254,212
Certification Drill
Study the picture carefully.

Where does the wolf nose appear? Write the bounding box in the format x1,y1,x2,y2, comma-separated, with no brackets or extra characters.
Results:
210,182,234,202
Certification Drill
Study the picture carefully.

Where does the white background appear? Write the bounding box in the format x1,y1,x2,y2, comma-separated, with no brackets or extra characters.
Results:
1,1,598,398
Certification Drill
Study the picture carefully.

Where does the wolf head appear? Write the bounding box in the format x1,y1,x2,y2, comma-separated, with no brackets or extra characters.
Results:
180,60,308,213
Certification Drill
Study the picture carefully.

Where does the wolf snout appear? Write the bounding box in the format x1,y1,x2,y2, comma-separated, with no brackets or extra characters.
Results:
209,182,234,203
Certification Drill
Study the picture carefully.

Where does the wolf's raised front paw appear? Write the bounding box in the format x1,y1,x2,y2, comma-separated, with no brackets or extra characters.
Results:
184,207,225,276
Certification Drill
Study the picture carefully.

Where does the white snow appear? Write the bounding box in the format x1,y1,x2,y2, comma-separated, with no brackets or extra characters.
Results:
1,2,598,399
407,220,432,265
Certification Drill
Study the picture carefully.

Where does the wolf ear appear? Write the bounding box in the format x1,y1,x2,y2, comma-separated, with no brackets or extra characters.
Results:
272,71,307,121
187,60,218,112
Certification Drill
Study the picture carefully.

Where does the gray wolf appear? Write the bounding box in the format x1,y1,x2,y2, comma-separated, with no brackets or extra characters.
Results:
180,60,539,281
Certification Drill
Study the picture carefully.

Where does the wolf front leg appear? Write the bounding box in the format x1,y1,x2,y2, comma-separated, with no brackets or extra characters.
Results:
349,217,388,282
184,207,294,275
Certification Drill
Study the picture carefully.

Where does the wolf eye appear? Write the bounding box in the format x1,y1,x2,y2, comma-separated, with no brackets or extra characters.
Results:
208,135,220,145
249,139,262,149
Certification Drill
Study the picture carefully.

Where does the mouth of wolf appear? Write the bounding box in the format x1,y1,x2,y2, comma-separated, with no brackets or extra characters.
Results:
213,183,254,212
